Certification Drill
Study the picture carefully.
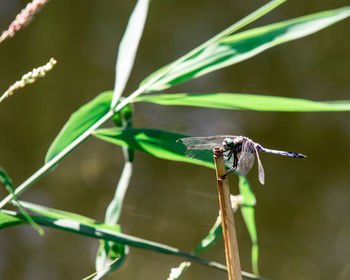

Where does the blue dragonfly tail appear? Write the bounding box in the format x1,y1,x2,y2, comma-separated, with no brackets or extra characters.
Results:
257,145,306,158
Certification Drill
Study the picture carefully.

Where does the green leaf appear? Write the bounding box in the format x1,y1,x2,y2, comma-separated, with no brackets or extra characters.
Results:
111,0,150,108
45,91,113,163
140,0,286,92
0,167,12,187
19,200,97,224
239,176,259,276
0,211,23,229
141,6,350,92
0,168,43,235
93,128,214,169
96,104,133,278
94,240,127,280
1,207,228,273
134,93,350,112
167,261,192,280
194,216,222,254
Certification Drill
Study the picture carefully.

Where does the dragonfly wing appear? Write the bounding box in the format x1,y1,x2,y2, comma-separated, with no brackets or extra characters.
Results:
184,148,215,162
237,140,255,176
178,135,238,148
254,145,265,185
178,135,238,163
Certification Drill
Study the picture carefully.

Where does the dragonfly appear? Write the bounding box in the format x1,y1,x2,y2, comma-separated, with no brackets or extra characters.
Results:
177,135,306,185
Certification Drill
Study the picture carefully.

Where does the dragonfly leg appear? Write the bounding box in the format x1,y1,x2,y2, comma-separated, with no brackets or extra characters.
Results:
226,149,233,161
225,152,238,175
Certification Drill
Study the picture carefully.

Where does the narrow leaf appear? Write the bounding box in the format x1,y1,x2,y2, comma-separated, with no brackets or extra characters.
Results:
142,6,350,92
239,176,259,275
194,216,222,254
111,0,150,108
93,128,214,169
45,91,113,163
83,257,123,280
0,211,23,229
1,209,228,273
134,93,350,112
95,110,134,278
0,168,43,235
167,262,191,280
140,0,286,91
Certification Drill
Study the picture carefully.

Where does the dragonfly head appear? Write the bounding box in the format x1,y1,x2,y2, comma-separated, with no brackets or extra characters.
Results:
222,138,235,151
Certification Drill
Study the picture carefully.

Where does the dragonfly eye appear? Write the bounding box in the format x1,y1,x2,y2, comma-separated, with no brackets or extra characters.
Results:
223,138,234,150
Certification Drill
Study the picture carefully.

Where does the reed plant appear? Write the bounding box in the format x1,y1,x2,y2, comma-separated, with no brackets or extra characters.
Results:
1,1,350,279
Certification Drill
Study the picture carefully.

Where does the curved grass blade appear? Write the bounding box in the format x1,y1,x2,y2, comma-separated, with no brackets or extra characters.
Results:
134,93,350,112
141,6,350,92
45,91,131,164
111,0,150,108
83,257,122,280
239,176,259,275
0,210,23,229
140,0,286,92
94,165,131,279
94,240,127,280
2,207,265,279
0,207,228,273
94,110,134,279
93,128,214,169
167,262,192,280
0,168,43,235
194,216,222,254
45,91,113,163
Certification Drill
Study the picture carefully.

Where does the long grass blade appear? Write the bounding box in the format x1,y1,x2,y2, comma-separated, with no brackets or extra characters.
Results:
111,0,150,108
140,0,286,92
141,6,350,92
134,93,350,112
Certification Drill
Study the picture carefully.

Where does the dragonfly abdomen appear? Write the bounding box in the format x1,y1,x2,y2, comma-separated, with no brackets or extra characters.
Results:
260,147,306,158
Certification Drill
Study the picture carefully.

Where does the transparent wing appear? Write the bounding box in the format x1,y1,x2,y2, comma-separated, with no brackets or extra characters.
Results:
184,149,216,163
178,135,238,149
178,135,237,163
237,140,255,176
254,145,265,185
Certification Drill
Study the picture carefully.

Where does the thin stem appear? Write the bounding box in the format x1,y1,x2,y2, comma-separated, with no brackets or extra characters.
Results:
213,148,242,280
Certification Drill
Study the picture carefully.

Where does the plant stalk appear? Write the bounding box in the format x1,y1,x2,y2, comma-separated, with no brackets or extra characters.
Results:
213,148,242,280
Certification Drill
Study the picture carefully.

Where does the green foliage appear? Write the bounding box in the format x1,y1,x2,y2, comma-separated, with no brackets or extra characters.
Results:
111,0,150,108
0,206,228,272
2,1,350,279
0,211,23,229
95,99,134,278
45,92,112,163
0,168,43,235
44,91,131,164
141,6,350,92
135,93,350,112
93,128,214,169
239,176,259,275
140,0,287,92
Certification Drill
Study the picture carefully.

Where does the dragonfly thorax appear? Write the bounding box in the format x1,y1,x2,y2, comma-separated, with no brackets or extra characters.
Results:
222,138,234,151
222,136,245,152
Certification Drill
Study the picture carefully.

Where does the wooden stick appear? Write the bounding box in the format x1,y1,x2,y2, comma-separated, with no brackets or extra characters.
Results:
213,148,242,280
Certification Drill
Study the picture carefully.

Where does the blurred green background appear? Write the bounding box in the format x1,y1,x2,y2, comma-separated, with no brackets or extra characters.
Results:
0,0,349,279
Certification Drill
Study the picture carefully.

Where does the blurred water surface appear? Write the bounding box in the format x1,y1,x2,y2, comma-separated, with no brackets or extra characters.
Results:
0,1,349,279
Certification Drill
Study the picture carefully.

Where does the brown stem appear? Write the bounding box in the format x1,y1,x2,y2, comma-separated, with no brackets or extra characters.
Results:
213,148,242,280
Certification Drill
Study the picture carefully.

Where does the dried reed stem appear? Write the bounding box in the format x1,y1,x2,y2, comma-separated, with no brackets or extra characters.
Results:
213,147,242,280
0,0,49,43
0,58,57,104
